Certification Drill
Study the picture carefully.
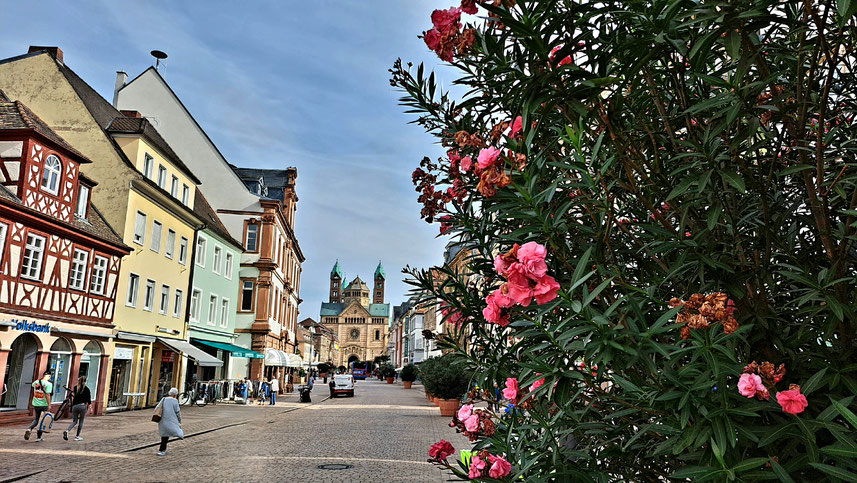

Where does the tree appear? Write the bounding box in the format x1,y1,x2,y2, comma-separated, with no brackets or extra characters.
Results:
394,0,857,480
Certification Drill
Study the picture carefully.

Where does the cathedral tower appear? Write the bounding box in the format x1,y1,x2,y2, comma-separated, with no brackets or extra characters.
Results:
374,261,385,304
330,260,344,303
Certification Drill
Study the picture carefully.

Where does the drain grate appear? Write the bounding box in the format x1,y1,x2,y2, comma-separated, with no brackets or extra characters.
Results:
317,464,353,471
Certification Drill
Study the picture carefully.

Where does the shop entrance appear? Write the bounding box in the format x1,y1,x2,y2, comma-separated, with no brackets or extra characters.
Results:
1,333,38,410
108,346,134,409
157,351,176,400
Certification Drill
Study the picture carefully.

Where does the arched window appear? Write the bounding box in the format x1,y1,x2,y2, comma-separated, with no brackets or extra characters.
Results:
41,155,62,195
48,338,73,400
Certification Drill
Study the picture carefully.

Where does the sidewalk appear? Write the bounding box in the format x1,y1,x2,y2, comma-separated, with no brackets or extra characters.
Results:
0,391,320,481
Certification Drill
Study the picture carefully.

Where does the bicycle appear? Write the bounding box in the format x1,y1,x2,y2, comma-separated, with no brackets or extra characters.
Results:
39,386,73,433
178,382,208,407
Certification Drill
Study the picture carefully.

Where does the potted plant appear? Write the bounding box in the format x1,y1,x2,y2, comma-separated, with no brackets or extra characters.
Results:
400,363,418,389
379,363,396,384
317,363,330,378
418,357,440,401
432,357,470,417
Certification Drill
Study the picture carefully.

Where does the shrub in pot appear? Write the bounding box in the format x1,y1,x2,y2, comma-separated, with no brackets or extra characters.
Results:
432,357,471,416
400,363,418,389
379,363,397,383
418,357,441,399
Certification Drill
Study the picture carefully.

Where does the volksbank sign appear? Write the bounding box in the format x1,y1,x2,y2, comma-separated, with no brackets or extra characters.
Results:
11,319,50,333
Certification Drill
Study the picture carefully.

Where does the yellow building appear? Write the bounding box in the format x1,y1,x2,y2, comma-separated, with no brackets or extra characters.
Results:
0,47,219,410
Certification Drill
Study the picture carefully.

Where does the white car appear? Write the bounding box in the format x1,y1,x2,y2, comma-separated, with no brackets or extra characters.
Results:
330,374,354,397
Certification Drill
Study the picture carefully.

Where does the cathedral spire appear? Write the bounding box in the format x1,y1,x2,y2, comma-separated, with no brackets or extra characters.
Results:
373,261,386,304
374,261,385,280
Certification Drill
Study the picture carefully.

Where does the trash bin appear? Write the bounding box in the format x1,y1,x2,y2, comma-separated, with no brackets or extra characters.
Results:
299,385,312,403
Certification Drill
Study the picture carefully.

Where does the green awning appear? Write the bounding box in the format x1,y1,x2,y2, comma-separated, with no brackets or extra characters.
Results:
192,339,264,359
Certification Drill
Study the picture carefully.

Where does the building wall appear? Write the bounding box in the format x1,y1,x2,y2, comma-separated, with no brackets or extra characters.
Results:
187,228,240,344
113,136,196,209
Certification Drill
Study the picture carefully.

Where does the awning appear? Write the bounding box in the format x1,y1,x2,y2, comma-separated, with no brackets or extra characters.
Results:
118,331,156,343
286,353,303,368
265,349,289,366
157,338,223,367
192,339,264,359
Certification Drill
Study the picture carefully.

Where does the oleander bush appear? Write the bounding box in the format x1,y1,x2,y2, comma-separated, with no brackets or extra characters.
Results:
401,363,420,382
392,0,857,480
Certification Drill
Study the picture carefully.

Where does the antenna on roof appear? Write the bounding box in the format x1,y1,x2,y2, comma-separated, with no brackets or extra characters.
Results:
150,50,168,71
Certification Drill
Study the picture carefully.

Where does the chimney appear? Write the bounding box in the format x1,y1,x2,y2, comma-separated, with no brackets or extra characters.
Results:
113,71,127,107
28,46,63,64
120,110,142,119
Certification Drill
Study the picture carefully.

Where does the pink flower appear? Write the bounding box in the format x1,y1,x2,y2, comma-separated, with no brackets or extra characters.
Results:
460,156,472,172
431,7,461,33
464,414,480,432
558,55,572,66
738,373,764,398
505,274,534,307
460,0,478,15
424,29,441,51
477,147,502,170
510,116,523,138
469,455,487,479
483,291,512,327
530,375,545,392
448,150,461,163
488,455,512,478
532,275,560,304
502,378,519,401
429,440,455,460
777,389,809,415
517,241,549,279
458,404,473,421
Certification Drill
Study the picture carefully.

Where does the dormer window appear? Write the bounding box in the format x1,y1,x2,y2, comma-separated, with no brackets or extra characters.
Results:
75,185,90,218
41,155,62,195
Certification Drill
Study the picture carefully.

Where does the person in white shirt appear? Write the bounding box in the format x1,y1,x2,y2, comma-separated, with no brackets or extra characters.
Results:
269,374,279,405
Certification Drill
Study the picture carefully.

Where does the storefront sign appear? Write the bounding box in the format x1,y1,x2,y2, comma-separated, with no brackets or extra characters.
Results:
9,319,50,333
114,347,134,360
161,351,175,363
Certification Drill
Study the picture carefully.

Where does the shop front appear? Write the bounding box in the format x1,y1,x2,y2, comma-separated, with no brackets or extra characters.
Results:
0,317,113,419
151,337,221,402
106,332,155,411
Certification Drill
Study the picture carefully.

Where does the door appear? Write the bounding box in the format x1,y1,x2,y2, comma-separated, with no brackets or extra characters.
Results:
4,335,39,410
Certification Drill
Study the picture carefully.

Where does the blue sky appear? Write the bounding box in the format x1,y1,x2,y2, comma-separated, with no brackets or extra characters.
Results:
1,0,461,319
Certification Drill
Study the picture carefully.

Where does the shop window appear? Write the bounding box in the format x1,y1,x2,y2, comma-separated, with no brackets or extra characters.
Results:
80,341,101,398
48,338,73,401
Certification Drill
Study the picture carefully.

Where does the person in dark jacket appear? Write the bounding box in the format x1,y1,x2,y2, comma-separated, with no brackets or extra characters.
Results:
63,375,91,441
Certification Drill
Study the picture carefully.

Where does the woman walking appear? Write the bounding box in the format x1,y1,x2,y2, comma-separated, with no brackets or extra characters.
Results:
155,387,183,456
63,376,91,441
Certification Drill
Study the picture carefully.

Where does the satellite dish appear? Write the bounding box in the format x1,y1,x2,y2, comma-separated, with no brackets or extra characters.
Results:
150,50,168,70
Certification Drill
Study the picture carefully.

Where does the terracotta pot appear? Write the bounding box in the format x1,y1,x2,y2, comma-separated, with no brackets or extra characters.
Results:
433,397,440,406
403,381,413,389
425,391,430,399
438,398,461,417
386,377,394,384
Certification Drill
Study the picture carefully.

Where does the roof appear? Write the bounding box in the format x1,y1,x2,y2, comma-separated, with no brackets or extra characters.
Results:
230,166,295,202
0,100,92,163
191,187,243,250
369,304,391,317
320,303,344,317
347,277,368,291
331,260,344,279
0,184,126,248
374,261,385,280
105,116,201,184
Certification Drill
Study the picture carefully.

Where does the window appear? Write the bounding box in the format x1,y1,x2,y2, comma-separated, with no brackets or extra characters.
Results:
207,295,217,325
41,155,62,195
178,237,188,264
159,285,170,315
190,289,201,321
220,299,229,327
173,289,183,318
126,273,140,307
213,246,222,274
69,249,89,291
75,185,89,218
165,229,176,259
240,281,254,311
157,165,167,189
143,154,154,179
150,221,162,252
21,234,46,280
133,211,146,245
170,175,179,198
195,236,207,267
0,223,8,267
90,256,108,295
245,223,258,252
143,279,155,311
224,252,234,279
182,184,189,206
375,330,380,341
332,291,338,298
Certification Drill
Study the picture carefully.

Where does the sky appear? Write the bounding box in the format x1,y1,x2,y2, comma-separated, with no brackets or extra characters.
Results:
0,0,462,319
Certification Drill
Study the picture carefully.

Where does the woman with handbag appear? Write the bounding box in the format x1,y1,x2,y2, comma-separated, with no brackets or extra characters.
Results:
152,387,182,456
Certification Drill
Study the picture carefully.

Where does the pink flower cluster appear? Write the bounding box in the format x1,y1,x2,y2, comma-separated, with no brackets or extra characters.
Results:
736,361,809,415
423,2,477,62
738,373,769,400
428,439,455,461
452,404,495,441
483,242,560,327
469,452,512,479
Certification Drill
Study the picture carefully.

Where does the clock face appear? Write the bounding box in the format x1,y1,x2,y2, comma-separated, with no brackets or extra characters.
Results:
350,329,359,339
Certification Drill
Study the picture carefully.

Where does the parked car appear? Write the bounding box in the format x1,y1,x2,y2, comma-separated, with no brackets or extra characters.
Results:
330,374,355,397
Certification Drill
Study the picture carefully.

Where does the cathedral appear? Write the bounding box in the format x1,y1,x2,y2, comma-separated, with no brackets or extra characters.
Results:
319,261,391,367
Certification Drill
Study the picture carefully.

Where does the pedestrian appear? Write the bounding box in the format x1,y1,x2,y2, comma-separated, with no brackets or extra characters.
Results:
63,375,91,441
242,377,251,405
269,374,279,405
493,382,501,411
257,380,268,405
154,387,183,456
307,374,315,391
24,370,52,441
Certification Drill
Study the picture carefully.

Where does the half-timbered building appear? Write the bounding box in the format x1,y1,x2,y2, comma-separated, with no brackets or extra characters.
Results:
0,96,129,421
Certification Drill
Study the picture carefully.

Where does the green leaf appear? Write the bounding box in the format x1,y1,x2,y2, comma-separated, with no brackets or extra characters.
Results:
731,457,770,473
830,398,857,430
672,466,717,479
802,367,828,396
758,423,794,447
808,463,857,481
821,444,857,459
769,459,794,483
719,171,746,193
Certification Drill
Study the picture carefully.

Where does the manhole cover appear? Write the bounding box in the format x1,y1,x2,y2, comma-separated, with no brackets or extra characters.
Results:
317,464,353,470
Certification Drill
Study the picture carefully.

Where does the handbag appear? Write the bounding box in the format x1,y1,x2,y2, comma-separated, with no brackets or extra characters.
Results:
152,399,164,422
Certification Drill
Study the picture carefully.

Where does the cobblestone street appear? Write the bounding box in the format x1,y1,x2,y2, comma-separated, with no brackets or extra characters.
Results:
0,380,470,482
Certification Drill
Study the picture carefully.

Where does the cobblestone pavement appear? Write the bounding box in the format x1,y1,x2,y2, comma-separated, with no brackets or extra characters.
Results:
0,380,471,482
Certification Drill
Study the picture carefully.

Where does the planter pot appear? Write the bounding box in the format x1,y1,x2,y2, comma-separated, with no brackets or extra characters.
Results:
438,398,461,417
433,397,440,406
386,377,394,384
403,381,413,389
425,391,430,399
